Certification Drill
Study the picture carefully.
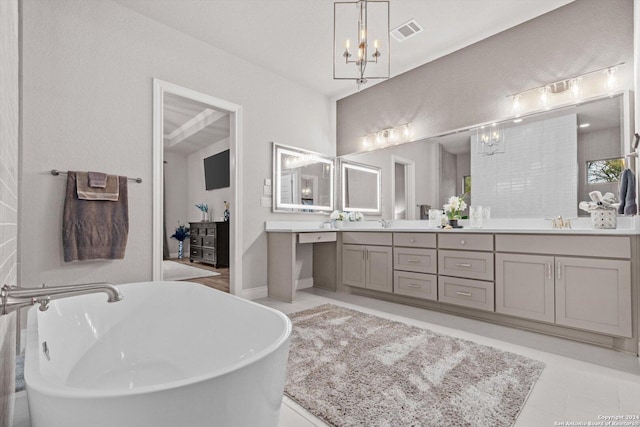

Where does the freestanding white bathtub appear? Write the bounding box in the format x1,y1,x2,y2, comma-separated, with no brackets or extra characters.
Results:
24,281,291,427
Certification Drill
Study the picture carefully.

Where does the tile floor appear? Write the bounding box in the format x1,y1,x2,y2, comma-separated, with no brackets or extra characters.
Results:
12,287,640,427
261,288,640,427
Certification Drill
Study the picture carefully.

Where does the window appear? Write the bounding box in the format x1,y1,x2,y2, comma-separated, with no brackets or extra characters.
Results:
463,175,471,195
586,158,624,184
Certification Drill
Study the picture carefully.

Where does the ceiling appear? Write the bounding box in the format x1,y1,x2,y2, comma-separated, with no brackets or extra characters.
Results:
113,0,575,100
164,92,230,155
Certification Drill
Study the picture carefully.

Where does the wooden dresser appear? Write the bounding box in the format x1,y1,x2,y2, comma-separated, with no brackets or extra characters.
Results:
188,221,229,268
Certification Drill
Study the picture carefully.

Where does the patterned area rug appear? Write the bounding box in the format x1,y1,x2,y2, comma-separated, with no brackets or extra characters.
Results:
285,304,545,427
162,260,220,281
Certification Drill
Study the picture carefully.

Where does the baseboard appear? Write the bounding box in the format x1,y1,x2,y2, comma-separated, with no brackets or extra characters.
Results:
242,285,268,300
296,277,314,290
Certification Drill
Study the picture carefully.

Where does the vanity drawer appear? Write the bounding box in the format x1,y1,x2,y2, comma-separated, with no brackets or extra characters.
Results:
393,232,436,248
495,234,631,259
299,232,337,244
190,248,202,259
202,248,216,262
394,271,437,301
438,250,494,281
438,233,493,251
202,236,216,247
438,276,494,312
205,227,216,236
394,247,437,274
198,228,207,236
343,232,392,246
190,236,201,246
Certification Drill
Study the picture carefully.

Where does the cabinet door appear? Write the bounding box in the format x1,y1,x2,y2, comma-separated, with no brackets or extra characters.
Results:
365,246,393,293
342,244,366,288
555,257,631,337
496,253,555,322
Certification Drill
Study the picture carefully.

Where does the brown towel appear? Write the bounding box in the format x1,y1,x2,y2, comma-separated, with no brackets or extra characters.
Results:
63,171,129,262
88,171,108,188
76,171,119,201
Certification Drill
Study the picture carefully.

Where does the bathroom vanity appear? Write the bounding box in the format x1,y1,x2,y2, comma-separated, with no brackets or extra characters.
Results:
266,221,640,355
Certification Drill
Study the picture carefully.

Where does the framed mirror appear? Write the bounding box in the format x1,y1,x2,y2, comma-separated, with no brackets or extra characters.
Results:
340,160,382,214
272,143,334,213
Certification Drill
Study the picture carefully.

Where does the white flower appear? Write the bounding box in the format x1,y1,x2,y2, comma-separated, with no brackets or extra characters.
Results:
330,210,345,221
443,195,467,217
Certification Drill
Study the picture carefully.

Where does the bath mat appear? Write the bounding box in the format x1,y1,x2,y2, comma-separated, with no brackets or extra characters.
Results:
285,304,545,427
162,260,220,281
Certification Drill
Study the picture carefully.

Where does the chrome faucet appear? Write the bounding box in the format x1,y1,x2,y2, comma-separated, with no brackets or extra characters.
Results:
0,282,123,316
379,219,390,228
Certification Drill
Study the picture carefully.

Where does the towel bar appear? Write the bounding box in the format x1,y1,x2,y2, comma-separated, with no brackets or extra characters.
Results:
51,169,142,183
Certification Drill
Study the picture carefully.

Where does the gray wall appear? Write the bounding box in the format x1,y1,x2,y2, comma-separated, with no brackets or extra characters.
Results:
0,0,19,423
337,0,634,156
19,0,334,292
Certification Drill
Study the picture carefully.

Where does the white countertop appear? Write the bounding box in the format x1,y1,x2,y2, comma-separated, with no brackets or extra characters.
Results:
265,217,640,235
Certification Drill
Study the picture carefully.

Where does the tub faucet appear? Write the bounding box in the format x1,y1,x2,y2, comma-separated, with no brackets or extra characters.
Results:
379,219,390,228
0,282,123,316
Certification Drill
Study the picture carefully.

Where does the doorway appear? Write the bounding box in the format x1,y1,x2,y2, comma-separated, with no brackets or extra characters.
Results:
152,79,243,296
391,155,415,220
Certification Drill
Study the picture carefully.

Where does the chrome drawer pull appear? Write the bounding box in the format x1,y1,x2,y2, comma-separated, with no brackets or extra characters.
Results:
407,283,421,288
456,291,472,297
455,263,472,268
460,239,466,245
406,258,421,263
410,238,416,243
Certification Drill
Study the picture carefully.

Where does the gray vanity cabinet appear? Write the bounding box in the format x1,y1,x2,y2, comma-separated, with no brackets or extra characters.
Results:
555,257,631,338
496,253,555,323
495,235,633,338
342,244,393,293
342,232,393,293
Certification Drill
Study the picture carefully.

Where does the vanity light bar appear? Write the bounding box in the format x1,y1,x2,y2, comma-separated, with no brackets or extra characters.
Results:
361,122,412,150
508,62,625,116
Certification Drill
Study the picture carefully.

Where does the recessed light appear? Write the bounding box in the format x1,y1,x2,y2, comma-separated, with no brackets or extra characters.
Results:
513,118,523,123
579,123,590,128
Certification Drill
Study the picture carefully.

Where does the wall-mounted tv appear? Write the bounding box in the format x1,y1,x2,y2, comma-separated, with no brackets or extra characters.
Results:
204,150,230,190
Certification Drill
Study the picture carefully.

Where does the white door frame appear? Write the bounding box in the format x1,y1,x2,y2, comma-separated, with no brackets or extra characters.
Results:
152,79,243,296
390,155,416,220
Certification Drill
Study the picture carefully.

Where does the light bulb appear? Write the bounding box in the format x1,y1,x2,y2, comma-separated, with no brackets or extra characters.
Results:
539,86,550,108
570,77,581,98
605,67,618,92
511,95,521,116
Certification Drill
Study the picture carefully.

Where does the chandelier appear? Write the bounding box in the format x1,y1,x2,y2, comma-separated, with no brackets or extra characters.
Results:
334,0,390,88
476,123,505,156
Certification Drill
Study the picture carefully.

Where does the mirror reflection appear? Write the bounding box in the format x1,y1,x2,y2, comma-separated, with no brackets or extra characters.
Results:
272,143,334,213
341,93,626,219
340,160,381,214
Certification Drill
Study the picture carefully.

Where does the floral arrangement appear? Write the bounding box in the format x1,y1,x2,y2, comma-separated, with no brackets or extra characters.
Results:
330,210,346,222
330,210,363,222
443,195,467,219
170,223,190,241
195,203,208,213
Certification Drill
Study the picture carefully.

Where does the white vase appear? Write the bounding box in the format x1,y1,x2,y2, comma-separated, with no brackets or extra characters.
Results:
333,221,344,229
201,211,207,222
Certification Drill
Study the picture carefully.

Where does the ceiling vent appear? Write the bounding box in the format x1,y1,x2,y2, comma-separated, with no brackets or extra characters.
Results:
390,19,423,42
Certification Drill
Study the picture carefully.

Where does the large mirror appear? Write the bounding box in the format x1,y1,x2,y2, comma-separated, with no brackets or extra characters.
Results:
341,92,629,219
272,143,334,213
340,160,382,214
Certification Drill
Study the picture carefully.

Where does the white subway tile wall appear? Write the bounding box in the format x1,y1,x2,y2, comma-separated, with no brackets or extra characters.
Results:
471,114,578,218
